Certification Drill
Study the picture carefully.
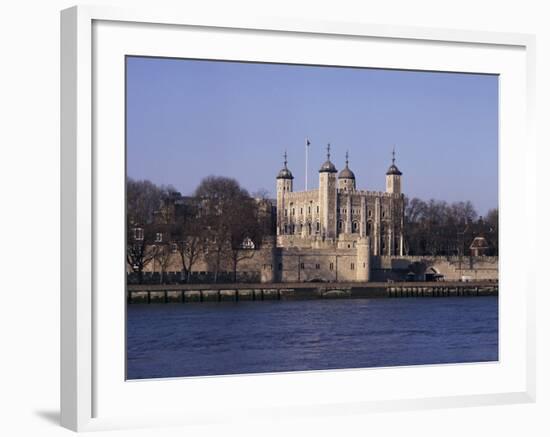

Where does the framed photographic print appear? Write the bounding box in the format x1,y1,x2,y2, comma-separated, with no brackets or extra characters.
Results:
61,5,536,432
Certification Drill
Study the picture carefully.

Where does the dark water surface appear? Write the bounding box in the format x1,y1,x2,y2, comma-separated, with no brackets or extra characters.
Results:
126,297,498,379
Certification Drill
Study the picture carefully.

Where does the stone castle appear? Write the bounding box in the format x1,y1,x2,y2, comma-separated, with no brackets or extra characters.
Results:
263,144,404,282
132,145,498,284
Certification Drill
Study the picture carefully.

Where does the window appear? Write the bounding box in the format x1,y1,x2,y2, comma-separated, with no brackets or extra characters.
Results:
133,227,144,241
292,208,295,216
300,208,303,215
308,206,311,214
241,237,255,249
170,243,178,253
315,263,320,269
300,263,305,269
155,232,163,243
352,222,358,233
316,222,320,231
338,221,343,230
329,262,334,270
350,263,355,270
368,210,372,217
285,209,288,217
316,206,319,213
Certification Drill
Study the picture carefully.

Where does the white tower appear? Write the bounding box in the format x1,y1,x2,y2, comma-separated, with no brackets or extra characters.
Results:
318,144,338,240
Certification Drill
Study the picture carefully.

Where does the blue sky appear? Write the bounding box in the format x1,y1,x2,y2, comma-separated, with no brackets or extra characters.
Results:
126,57,498,215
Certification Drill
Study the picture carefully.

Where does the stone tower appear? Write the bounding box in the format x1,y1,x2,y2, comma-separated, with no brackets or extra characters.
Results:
318,144,338,240
276,151,293,236
338,151,356,192
355,237,371,281
260,236,278,283
386,147,403,194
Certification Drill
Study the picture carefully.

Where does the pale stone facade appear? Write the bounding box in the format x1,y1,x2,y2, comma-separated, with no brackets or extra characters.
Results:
270,145,404,281
276,146,404,256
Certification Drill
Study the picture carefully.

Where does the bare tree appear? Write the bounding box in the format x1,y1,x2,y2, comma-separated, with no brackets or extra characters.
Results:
151,241,173,284
226,196,267,282
404,196,484,256
126,178,163,283
126,225,157,284
194,176,268,283
172,199,205,283
484,208,498,255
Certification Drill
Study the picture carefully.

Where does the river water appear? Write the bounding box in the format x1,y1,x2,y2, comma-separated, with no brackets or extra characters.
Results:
126,297,498,379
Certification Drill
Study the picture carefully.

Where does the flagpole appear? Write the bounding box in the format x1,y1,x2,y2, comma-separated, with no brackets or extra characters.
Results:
305,138,309,191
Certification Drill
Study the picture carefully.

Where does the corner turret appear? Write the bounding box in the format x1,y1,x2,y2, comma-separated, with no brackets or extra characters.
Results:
386,147,402,194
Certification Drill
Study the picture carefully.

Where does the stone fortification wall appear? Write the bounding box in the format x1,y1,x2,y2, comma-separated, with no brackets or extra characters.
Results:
371,255,498,282
129,244,497,285
276,247,361,282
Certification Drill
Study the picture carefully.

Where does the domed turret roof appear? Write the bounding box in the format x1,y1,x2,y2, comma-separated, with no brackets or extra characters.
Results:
277,167,294,179
319,143,337,173
386,148,402,176
386,164,402,176
276,151,294,179
320,160,337,173
338,151,355,179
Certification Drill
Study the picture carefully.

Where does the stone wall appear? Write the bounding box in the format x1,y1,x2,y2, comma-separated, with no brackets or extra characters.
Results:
130,244,498,284
371,255,498,281
275,247,361,282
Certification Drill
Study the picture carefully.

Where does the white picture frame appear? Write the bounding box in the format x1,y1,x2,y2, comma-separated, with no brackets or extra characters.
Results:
60,5,536,432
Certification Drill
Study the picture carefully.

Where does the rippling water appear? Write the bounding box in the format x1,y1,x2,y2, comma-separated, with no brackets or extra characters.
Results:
126,297,498,379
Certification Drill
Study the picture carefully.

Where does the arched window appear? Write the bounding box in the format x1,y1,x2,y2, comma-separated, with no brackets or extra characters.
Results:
352,221,359,233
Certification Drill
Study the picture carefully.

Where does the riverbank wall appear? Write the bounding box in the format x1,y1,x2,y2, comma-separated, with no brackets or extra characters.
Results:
127,281,498,303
